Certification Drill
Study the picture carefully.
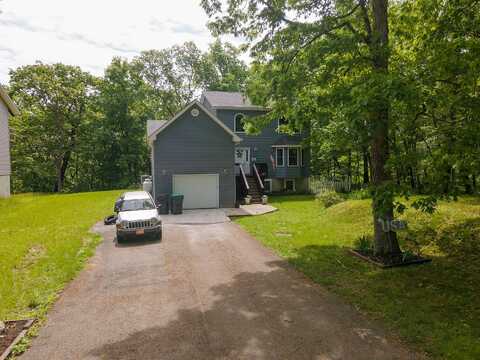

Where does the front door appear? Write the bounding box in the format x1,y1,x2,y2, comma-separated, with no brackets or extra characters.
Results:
235,147,250,175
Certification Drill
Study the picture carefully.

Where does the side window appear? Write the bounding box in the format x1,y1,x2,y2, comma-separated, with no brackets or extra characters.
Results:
276,148,285,167
234,113,246,133
285,179,296,192
288,147,299,167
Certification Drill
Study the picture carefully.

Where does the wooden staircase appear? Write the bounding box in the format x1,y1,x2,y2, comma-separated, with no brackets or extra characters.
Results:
246,176,263,204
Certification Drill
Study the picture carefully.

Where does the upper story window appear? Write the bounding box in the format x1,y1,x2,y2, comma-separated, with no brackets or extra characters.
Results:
234,113,246,133
288,147,300,167
276,148,285,167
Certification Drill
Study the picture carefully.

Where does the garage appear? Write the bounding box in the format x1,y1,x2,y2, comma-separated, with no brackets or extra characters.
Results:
172,174,219,209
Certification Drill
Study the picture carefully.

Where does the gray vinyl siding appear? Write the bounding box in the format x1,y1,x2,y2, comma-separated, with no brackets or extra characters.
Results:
0,100,11,176
152,105,236,207
216,109,309,179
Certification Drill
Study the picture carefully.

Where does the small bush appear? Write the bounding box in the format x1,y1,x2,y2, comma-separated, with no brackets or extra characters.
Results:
347,188,371,200
316,191,345,208
354,234,373,252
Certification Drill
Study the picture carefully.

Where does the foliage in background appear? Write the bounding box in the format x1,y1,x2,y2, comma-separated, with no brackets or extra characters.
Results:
9,63,96,193
7,40,248,193
231,0,480,198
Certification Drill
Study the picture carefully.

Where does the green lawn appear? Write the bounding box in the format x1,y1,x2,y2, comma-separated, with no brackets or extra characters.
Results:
0,190,121,322
236,195,480,360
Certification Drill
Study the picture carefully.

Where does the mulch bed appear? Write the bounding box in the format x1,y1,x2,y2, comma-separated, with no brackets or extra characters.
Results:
349,249,432,269
0,319,35,360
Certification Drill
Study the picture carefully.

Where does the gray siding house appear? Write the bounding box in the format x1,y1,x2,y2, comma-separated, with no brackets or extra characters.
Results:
0,86,19,198
147,91,309,209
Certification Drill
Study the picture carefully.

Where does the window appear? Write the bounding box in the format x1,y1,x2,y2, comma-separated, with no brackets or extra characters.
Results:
264,179,272,193
234,113,246,133
288,147,299,167
276,148,285,167
120,199,155,212
285,179,296,192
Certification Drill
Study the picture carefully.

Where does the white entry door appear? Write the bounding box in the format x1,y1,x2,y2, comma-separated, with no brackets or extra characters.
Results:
173,174,219,209
235,147,251,175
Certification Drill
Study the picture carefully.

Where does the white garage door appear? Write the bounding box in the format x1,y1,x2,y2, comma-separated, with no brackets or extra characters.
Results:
173,174,219,209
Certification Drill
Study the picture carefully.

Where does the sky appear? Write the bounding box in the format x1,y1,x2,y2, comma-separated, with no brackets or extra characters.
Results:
0,0,239,84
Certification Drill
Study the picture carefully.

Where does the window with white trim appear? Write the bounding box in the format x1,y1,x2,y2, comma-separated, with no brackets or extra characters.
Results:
288,147,300,167
276,148,285,167
285,179,296,192
234,113,246,133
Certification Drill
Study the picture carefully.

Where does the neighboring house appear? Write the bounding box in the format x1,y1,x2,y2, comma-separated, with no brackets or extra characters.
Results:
147,91,309,209
0,86,19,198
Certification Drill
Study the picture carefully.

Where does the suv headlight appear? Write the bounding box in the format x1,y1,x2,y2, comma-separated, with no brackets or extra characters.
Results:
150,217,160,225
117,220,128,229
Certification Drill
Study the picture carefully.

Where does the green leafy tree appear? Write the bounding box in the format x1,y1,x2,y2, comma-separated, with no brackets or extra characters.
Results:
390,0,480,196
95,57,150,189
198,39,249,92
202,0,403,257
131,42,204,119
9,63,96,192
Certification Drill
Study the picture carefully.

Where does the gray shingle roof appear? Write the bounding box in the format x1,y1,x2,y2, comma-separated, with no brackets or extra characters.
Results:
201,91,265,110
147,120,167,137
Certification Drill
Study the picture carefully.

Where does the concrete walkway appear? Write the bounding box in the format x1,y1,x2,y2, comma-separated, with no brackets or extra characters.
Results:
21,222,419,360
161,209,230,224
160,204,277,225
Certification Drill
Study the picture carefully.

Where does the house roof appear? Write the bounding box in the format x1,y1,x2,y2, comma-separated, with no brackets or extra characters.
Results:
147,100,242,144
201,91,266,111
0,86,19,116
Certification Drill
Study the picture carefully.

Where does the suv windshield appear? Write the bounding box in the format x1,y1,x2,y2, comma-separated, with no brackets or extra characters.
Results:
120,198,155,212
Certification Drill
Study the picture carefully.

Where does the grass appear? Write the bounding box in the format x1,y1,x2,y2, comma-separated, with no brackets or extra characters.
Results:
0,190,121,322
236,195,480,359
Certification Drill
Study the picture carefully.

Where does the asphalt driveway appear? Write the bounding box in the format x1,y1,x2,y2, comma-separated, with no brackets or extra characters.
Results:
22,220,419,359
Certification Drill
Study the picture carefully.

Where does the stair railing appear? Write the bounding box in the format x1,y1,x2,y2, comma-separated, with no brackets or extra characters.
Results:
239,164,250,191
253,163,264,191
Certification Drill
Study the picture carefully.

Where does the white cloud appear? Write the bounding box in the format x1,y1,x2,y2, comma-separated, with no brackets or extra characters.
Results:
0,0,244,83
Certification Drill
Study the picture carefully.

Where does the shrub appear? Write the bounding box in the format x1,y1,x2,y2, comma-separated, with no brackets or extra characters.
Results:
353,234,373,252
316,191,345,208
347,188,371,200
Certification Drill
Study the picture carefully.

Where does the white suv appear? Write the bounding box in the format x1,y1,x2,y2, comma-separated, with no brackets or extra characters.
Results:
115,191,162,243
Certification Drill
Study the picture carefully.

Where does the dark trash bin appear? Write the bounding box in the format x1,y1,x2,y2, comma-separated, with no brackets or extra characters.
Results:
170,193,184,215
156,193,170,214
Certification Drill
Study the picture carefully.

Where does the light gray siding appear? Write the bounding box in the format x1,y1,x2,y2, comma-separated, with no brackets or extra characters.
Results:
152,105,236,208
216,109,309,179
0,100,11,176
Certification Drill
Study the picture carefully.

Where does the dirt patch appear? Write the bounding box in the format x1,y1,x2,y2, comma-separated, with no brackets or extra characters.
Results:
349,249,432,268
15,245,46,271
0,320,35,360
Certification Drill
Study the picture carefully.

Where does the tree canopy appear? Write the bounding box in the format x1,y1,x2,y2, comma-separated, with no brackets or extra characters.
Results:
200,0,480,256
7,40,248,193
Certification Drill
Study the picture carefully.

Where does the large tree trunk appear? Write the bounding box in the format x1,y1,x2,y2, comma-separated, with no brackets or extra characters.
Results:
370,0,401,257
53,151,71,193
